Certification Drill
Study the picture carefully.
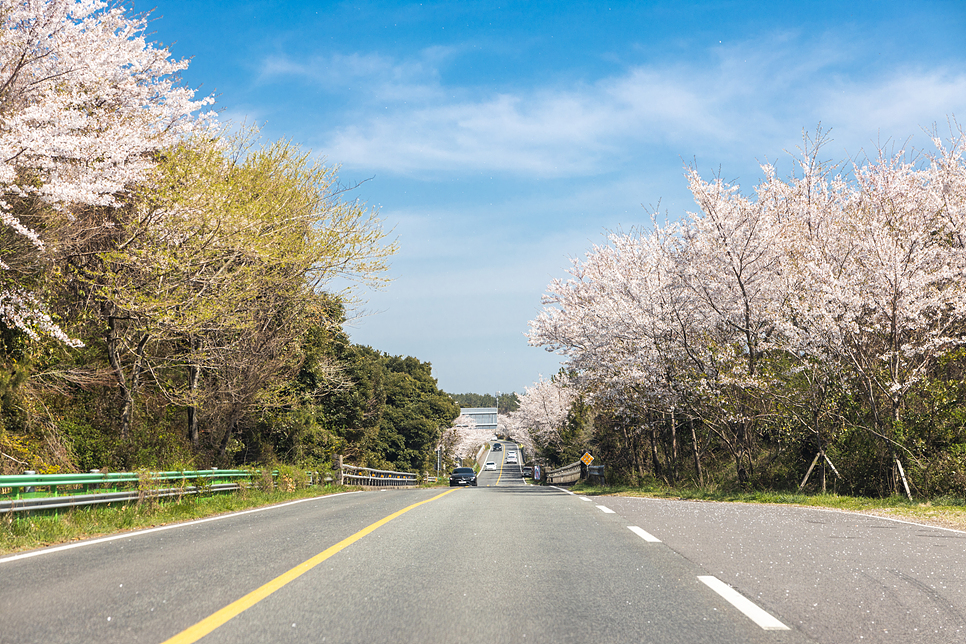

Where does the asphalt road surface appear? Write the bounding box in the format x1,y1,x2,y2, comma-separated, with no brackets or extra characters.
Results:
1,448,962,643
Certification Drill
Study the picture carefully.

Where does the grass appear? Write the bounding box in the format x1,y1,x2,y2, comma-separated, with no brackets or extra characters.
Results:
0,484,356,556
571,481,966,532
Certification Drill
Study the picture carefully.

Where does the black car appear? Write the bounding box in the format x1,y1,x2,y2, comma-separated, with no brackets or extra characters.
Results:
492,443,502,451
449,467,478,487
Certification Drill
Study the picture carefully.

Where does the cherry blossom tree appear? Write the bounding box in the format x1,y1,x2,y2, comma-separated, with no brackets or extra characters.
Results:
782,136,966,495
529,127,966,494
509,376,575,449
0,0,213,345
440,414,493,460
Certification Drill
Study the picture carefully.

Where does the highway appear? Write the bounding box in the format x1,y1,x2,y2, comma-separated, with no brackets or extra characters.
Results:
0,443,962,643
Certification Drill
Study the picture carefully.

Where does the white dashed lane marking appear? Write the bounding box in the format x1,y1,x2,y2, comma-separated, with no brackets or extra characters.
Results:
596,505,616,514
698,576,790,631
627,525,662,542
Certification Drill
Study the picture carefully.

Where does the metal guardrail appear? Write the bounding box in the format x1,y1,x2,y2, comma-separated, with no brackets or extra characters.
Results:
341,465,418,487
0,470,257,513
0,459,423,513
0,484,245,513
0,470,254,498
547,461,582,485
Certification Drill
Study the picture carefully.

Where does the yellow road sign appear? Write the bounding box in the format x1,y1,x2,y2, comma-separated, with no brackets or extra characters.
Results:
580,452,594,466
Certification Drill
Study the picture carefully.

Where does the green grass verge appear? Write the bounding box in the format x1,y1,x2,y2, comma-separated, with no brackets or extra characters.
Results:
0,484,356,556
570,481,966,532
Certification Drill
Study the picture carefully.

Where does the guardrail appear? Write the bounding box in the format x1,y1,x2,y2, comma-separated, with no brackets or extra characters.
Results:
547,461,582,485
1,469,253,497
0,459,423,513
0,469,257,513
545,461,605,485
340,465,418,487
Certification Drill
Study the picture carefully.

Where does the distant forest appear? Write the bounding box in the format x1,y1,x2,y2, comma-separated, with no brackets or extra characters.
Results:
449,392,520,415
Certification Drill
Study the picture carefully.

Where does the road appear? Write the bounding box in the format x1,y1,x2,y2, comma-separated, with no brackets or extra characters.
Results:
0,443,962,643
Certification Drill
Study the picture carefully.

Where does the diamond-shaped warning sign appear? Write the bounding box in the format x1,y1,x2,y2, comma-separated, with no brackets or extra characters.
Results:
580,452,594,466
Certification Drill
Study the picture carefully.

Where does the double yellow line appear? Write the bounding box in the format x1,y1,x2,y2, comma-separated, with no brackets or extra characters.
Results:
162,488,458,644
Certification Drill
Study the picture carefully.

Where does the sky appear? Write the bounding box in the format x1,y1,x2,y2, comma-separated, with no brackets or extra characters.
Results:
144,0,966,395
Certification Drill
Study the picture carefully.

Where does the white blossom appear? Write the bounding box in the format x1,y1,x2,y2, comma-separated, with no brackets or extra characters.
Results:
0,0,215,344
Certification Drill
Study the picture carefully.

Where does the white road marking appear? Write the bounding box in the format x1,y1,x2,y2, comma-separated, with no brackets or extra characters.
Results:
627,525,661,542
596,505,616,514
579,496,592,501
0,491,363,565
550,486,575,495
698,576,790,630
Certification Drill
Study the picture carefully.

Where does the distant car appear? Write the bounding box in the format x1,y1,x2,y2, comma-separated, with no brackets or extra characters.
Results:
522,466,533,477
449,467,477,487
507,454,518,464
492,443,502,451
484,462,497,471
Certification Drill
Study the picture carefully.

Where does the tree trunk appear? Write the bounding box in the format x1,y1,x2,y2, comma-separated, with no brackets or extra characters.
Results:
187,337,201,447
649,414,661,476
218,414,239,463
670,409,678,481
690,416,703,486
106,317,148,440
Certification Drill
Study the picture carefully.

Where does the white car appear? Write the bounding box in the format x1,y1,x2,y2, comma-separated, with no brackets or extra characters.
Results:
484,462,497,471
506,454,518,464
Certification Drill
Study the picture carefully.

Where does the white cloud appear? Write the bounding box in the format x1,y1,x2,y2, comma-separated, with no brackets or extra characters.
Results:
293,37,966,179
817,70,966,153
258,48,452,103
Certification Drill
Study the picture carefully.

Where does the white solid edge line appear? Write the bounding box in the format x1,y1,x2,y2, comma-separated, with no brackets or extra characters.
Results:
0,490,364,565
627,525,661,543
596,505,616,514
803,505,966,534
698,576,790,631
579,496,592,501
550,486,575,495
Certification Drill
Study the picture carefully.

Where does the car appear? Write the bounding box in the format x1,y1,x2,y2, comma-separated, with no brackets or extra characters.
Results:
506,454,518,464
484,462,497,471
522,466,533,477
492,443,502,451
449,467,477,486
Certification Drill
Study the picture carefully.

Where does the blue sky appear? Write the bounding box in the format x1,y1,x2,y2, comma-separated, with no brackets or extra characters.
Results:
145,0,966,395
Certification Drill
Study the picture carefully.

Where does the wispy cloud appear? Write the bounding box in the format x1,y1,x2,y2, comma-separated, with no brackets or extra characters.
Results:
270,35,966,178
258,47,456,103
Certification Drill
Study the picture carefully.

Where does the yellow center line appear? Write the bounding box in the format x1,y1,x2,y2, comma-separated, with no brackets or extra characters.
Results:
160,488,459,644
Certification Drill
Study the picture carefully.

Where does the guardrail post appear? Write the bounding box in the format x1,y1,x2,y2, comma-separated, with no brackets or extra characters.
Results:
335,455,344,486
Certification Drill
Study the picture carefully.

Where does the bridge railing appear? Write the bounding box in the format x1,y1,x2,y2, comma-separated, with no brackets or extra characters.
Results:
341,465,418,487
545,461,605,486
547,461,582,485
